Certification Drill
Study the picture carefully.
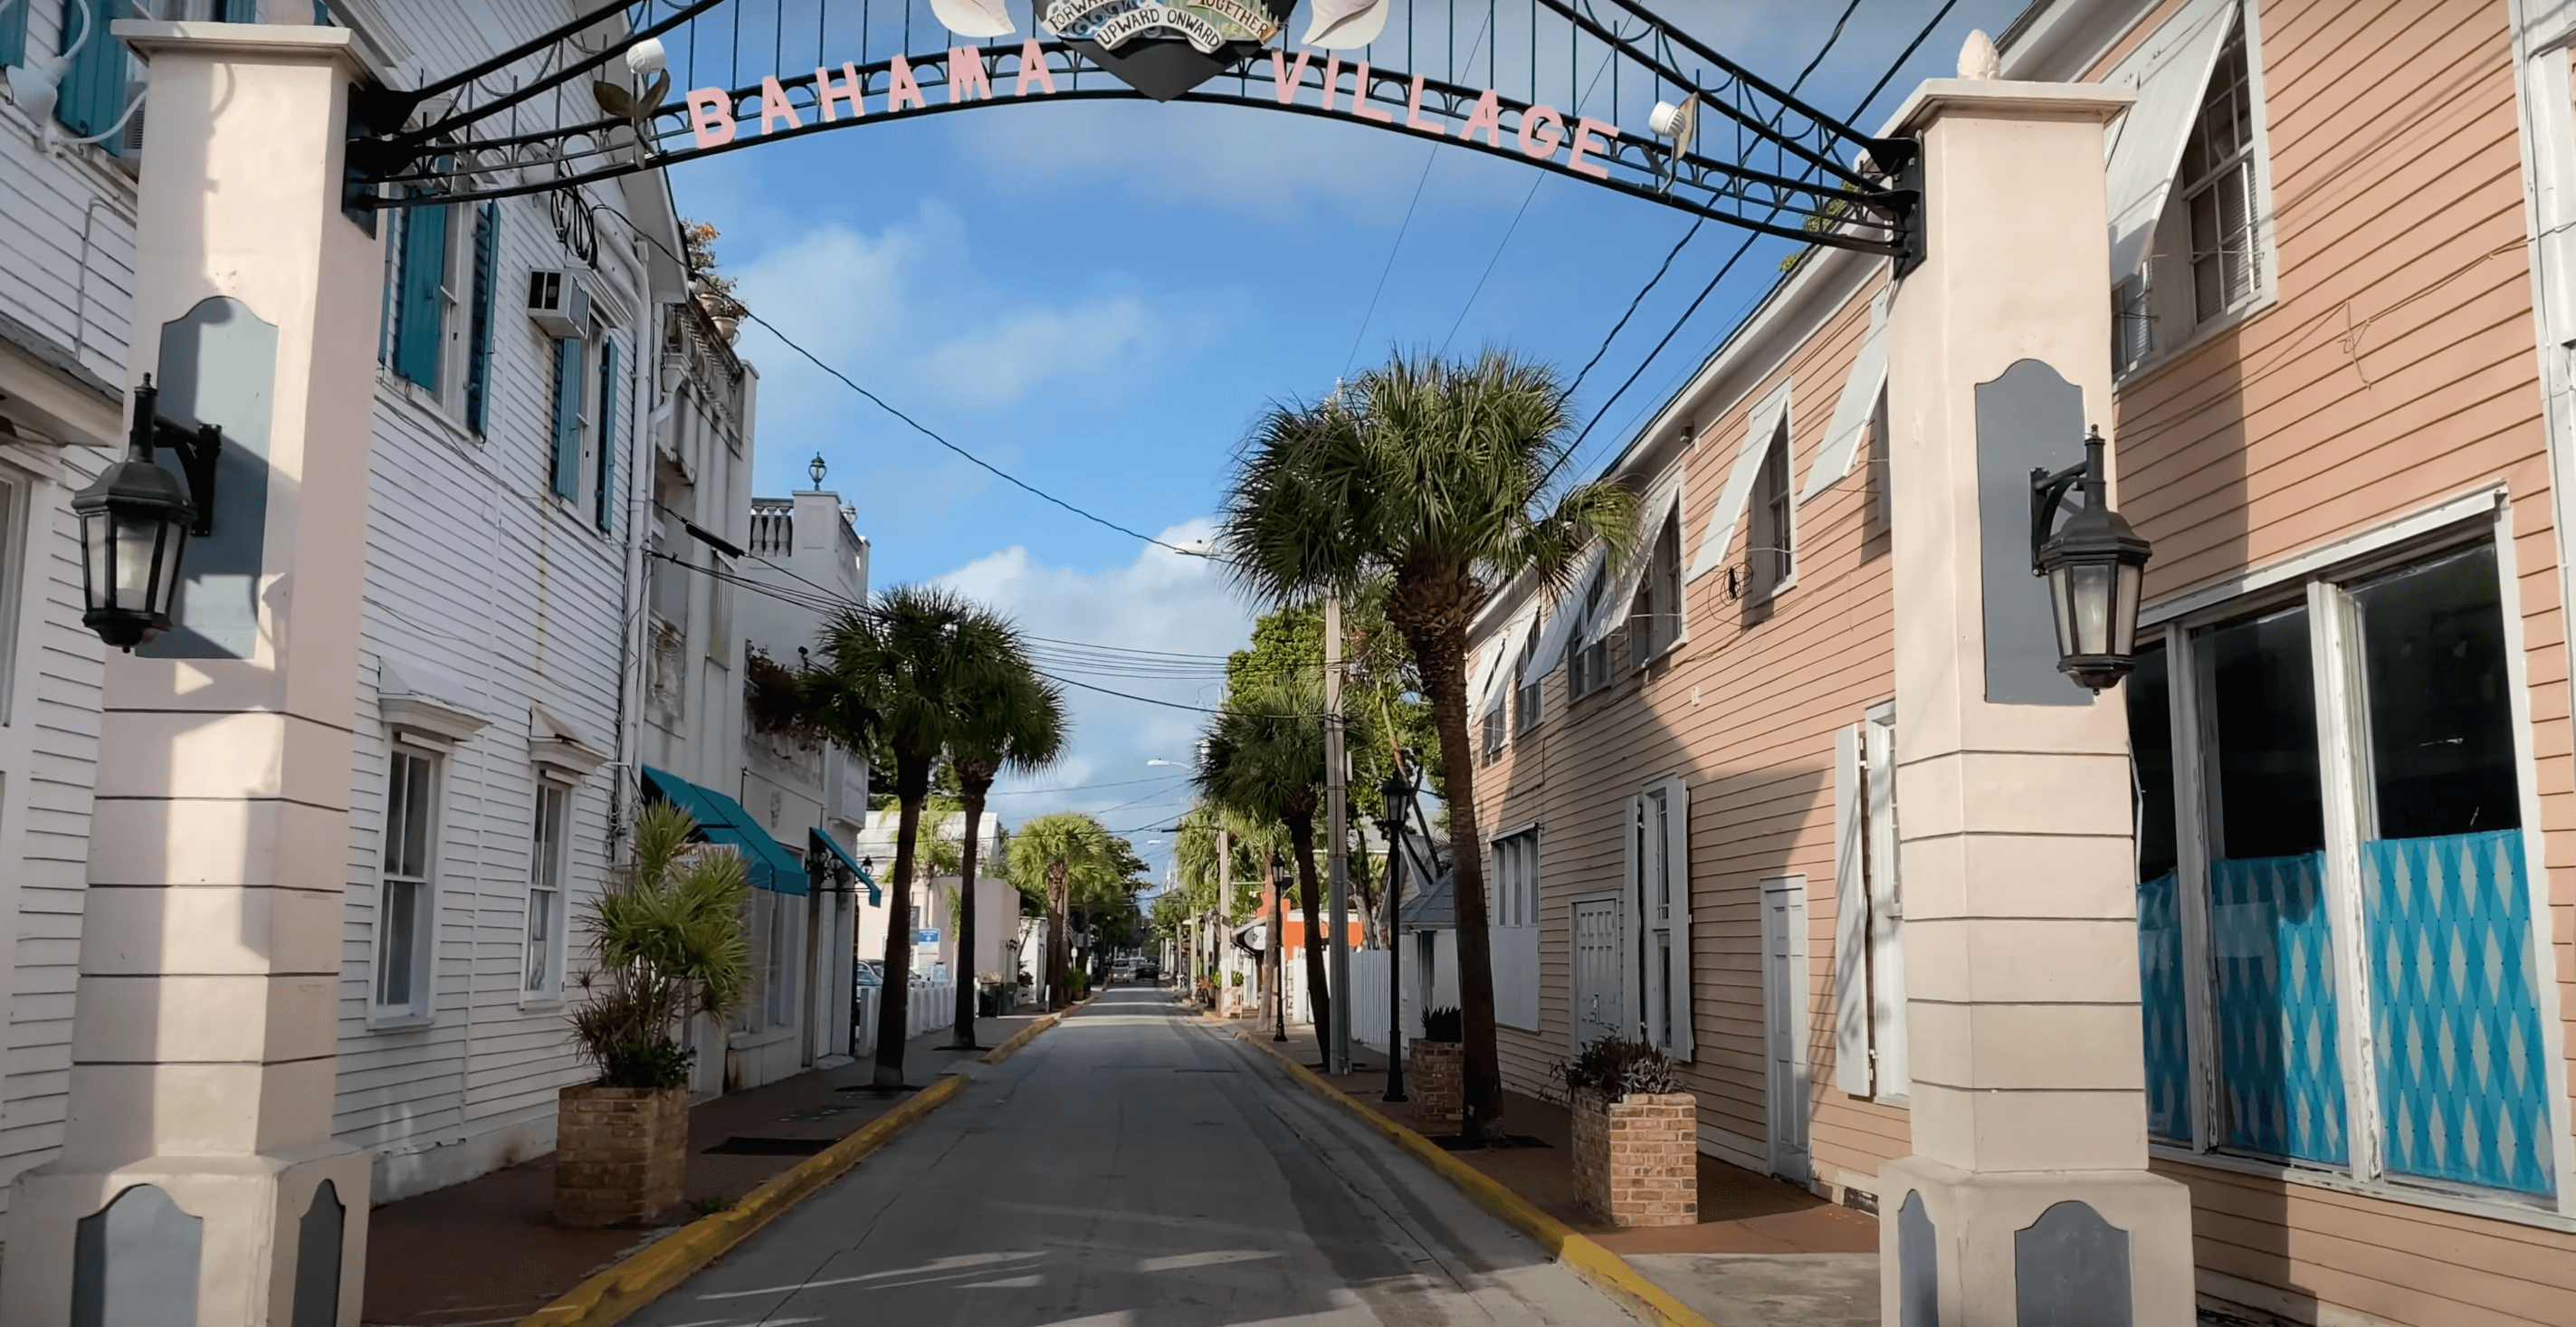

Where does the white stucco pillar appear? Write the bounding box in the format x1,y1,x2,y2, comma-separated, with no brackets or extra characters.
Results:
3,22,378,1327
1876,65,2197,1327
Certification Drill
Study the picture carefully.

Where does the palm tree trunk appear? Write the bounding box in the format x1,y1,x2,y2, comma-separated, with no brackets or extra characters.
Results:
873,759,931,1088
951,781,989,1046
1409,620,1503,1141
1045,859,1071,1009
1286,812,1331,1065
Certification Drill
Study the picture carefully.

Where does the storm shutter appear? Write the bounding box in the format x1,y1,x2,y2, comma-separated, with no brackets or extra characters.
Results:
549,338,584,500
463,203,501,434
1801,290,1890,502
595,337,618,530
1832,724,1872,1095
2102,0,2236,282
1660,776,1693,1061
1689,385,1791,581
1864,710,1909,1098
0,0,27,69
53,0,131,153
393,201,450,391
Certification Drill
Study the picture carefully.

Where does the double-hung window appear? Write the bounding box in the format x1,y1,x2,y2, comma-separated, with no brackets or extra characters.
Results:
2182,20,2260,323
2129,533,2561,1206
1513,620,1543,733
1631,505,1684,664
525,782,569,998
1569,568,1610,700
1629,778,1693,1059
1491,827,1541,1030
1747,421,1794,601
376,749,440,1020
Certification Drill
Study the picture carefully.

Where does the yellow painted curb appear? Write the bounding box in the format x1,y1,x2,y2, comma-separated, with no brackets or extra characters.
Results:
517,1013,1063,1327
1236,1033,1722,1327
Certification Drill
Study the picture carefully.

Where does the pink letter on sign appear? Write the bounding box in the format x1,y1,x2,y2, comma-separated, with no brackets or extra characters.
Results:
816,63,865,121
886,54,929,112
758,75,804,133
1404,74,1444,134
1456,88,1503,147
1272,48,1312,105
1568,117,1615,178
1016,40,1057,95
949,47,994,102
685,87,738,148
1349,61,1394,123
1517,103,1563,159
1321,54,1340,111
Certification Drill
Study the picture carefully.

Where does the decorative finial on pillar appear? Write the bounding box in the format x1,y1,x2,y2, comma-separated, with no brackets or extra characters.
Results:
1959,29,2001,81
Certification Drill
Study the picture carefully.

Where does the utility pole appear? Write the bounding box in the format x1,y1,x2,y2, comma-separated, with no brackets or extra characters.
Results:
1323,596,1352,1074
1217,826,1235,1015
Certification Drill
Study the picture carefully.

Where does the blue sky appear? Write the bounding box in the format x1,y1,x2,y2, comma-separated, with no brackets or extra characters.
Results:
663,0,2026,874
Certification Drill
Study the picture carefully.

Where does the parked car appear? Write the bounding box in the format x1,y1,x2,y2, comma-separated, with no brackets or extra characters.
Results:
1134,960,1160,982
854,959,883,988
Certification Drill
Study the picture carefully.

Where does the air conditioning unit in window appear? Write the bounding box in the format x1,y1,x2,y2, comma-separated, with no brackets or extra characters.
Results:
525,269,590,338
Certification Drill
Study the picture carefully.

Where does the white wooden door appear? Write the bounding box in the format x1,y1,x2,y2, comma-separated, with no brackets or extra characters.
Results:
1760,876,1812,1182
1572,898,1622,1053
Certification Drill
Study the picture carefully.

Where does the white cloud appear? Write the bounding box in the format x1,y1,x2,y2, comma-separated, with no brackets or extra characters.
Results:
932,517,1254,862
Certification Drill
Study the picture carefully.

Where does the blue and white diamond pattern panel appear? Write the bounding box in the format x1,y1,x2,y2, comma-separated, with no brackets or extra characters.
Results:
2362,829,2555,1198
2209,852,2349,1166
2136,871,2191,1143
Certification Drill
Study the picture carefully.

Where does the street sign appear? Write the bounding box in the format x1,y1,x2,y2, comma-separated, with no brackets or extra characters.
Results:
915,928,941,945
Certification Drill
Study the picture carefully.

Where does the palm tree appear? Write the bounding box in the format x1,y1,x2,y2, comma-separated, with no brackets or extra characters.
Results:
803,587,1022,1088
1006,811,1114,1008
1196,674,1365,1064
1218,349,1636,1140
944,666,1064,1045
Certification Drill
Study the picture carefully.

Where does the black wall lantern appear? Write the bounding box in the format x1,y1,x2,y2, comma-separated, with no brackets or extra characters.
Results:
75,376,221,652
2029,426,2151,692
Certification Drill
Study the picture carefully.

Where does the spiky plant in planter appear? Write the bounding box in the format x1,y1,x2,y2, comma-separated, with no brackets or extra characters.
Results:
555,801,750,1227
1559,1036,1697,1227
1408,1006,1469,1127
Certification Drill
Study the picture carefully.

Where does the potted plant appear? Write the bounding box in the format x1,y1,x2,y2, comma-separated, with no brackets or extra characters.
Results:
1407,1006,1465,1129
1558,1037,1696,1227
553,802,750,1227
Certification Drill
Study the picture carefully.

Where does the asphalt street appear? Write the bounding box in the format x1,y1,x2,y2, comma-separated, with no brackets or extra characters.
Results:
626,985,1638,1326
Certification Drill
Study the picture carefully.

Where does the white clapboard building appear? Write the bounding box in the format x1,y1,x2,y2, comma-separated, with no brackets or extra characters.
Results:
0,0,815,1208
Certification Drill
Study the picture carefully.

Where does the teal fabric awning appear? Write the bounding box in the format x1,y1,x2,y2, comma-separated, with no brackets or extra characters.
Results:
811,828,880,906
640,766,808,895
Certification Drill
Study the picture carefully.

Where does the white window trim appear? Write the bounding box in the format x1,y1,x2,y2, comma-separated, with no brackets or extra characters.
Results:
520,777,574,1008
0,466,30,729
2140,486,2505,627
2113,0,2284,386
369,741,444,1029
1631,492,1691,669
1747,421,1798,605
2144,503,2576,1226
1630,776,1693,1061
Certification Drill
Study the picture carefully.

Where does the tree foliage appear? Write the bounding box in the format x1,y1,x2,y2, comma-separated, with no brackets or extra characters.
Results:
570,801,751,1088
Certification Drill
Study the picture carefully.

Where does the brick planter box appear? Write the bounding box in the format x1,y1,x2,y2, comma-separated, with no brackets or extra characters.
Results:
1571,1090,1698,1227
552,1084,687,1227
1407,1039,1464,1129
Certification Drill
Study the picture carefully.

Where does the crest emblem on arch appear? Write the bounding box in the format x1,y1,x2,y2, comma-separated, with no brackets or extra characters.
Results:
1042,0,1299,100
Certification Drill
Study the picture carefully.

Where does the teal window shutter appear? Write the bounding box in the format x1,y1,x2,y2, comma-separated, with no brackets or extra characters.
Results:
392,202,449,391
550,338,584,500
54,0,131,154
0,0,29,70
594,338,618,530
463,203,501,434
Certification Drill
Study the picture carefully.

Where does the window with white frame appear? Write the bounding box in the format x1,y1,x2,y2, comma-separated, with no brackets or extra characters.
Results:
2128,534,2560,1206
1831,706,1908,1101
1630,778,1693,1058
1748,420,1794,600
1631,504,1684,664
1569,567,1611,700
1480,702,1505,764
1513,620,1543,733
525,781,569,996
1492,826,1541,1030
376,749,440,1018
767,885,797,1029
2181,17,2259,324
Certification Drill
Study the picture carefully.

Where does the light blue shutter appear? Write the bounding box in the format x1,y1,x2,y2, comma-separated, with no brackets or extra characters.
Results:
54,0,130,154
393,202,449,390
463,203,500,434
594,338,618,530
549,338,583,500
0,0,29,70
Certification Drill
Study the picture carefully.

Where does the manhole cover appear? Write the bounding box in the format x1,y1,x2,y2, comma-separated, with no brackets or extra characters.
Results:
703,1136,834,1156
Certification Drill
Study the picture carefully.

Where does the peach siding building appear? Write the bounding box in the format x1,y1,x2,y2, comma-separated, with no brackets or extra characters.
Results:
1465,1,2576,1321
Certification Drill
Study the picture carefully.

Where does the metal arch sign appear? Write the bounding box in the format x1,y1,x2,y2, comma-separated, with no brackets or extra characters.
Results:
1043,0,1290,100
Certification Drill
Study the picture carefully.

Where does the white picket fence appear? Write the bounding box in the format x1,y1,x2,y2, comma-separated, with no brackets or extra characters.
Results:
846,978,958,1057
1291,934,1461,1054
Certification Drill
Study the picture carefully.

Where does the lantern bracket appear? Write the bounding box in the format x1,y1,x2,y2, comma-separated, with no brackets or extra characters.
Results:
2027,426,2104,576
129,377,224,538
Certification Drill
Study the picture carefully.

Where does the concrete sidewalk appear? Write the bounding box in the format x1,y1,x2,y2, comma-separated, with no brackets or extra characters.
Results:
361,1010,1041,1327
1264,1022,1880,1326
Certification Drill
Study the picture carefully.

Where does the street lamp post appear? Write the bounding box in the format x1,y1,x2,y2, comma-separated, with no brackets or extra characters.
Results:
1379,772,1410,1103
1269,853,1289,1043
